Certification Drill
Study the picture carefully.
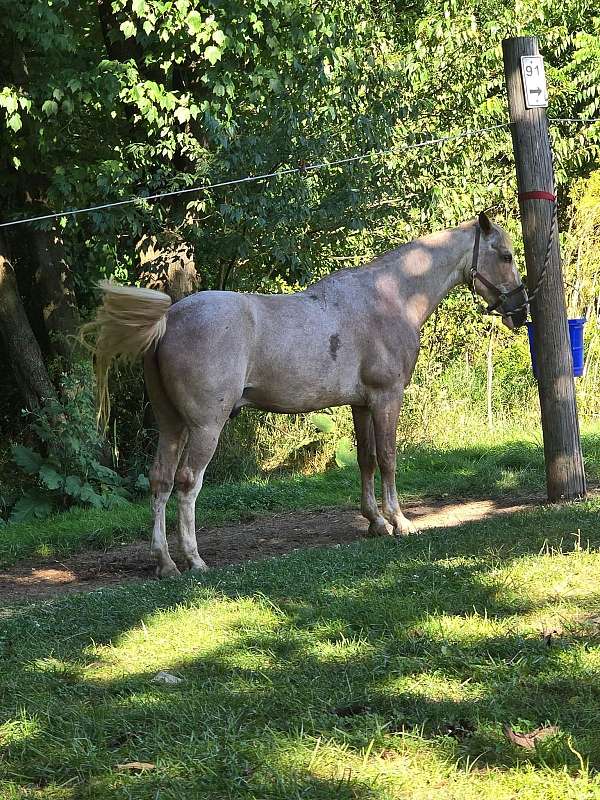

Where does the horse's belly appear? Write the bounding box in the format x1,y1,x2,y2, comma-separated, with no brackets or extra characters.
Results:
240,384,360,414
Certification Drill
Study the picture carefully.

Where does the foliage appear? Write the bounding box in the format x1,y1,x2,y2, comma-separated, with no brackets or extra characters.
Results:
562,169,600,417
8,365,145,522
1,0,600,510
2,0,599,287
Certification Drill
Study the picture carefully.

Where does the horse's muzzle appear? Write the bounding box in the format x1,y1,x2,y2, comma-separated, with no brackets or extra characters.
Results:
500,285,528,330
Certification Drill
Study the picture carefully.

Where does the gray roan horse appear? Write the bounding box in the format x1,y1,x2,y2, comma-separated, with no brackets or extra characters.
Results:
88,212,527,577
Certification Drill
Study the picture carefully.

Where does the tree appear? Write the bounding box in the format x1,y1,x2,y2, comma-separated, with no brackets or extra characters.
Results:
0,0,599,499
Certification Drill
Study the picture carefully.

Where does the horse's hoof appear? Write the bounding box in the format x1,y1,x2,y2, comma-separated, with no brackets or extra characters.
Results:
156,563,181,579
187,560,209,574
393,520,418,536
367,519,392,538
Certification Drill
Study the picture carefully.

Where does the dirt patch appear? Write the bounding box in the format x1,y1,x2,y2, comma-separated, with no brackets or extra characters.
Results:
0,496,538,604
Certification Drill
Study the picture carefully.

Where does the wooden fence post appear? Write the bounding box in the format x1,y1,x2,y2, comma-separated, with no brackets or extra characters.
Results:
502,36,586,500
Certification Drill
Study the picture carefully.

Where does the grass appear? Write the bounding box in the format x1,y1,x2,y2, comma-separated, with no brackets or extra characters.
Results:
1,427,599,569
2,498,600,798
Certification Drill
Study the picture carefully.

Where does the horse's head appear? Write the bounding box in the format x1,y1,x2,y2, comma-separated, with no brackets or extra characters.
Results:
469,212,528,330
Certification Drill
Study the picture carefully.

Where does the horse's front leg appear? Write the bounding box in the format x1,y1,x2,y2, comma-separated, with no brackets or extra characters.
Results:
371,393,417,536
352,406,391,537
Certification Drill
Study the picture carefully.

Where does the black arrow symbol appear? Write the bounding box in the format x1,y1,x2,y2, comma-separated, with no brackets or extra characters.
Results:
529,87,542,96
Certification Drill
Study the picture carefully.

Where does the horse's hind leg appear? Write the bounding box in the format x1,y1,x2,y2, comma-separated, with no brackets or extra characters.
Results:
145,351,189,578
174,420,227,572
149,426,188,578
352,406,391,537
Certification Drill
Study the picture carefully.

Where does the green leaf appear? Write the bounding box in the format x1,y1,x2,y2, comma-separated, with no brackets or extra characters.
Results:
79,483,103,507
90,462,122,485
9,492,53,524
41,100,58,116
38,465,64,491
65,435,81,454
11,445,43,476
310,413,336,433
120,20,137,39
2,94,18,114
186,10,203,35
335,437,358,468
64,475,83,498
7,114,22,132
174,106,190,124
134,473,150,491
132,0,146,15
204,45,222,65
101,492,130,509
212,29,225,46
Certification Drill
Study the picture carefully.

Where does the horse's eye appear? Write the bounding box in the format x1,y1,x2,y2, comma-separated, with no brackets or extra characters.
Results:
503,253,513,263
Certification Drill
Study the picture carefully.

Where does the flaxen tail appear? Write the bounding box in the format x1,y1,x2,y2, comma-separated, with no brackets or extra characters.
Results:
81,280,171,429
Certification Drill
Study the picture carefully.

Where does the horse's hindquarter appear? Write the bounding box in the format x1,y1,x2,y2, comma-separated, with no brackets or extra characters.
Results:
156,291,255,422
156,290,353,418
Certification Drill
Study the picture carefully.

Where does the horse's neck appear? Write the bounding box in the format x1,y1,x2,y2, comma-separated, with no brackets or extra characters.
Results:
385,227,472,328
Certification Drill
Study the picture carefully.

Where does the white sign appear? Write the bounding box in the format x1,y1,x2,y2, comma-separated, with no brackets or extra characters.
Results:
520,55,548,109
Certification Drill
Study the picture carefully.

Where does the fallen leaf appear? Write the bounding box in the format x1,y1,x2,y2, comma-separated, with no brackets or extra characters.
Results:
152,671,183,685
116,761,155,773
503,724,560,749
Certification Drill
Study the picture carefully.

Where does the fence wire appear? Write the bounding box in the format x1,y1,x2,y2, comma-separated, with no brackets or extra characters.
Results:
0,123,511,229
1,116,598,230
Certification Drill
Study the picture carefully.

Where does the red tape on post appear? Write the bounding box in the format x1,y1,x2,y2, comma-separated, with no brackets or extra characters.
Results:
518,191,556,202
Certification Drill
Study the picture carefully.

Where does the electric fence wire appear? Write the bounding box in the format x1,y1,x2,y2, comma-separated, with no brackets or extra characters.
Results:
0,123,512,229
1,116,599,230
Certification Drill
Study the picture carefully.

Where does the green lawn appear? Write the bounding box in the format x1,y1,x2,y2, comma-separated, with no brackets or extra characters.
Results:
1,428,599,568
2,496,600,798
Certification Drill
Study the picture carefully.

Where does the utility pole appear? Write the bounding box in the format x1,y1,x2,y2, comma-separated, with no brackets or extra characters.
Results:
502,36,586,500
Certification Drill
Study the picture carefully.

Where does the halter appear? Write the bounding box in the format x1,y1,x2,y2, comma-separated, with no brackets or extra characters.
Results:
469,225,528,316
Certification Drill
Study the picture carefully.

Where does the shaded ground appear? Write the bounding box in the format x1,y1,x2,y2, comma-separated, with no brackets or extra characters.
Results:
0,495,540,604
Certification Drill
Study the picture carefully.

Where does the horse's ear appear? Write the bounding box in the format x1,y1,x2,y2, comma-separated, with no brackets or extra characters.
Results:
478,211,493,235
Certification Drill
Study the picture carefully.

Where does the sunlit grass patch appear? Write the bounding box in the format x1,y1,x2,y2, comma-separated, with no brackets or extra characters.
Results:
3,500,600,797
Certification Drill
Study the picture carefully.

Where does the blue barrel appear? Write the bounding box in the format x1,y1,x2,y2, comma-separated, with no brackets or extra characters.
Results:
526,318,586,378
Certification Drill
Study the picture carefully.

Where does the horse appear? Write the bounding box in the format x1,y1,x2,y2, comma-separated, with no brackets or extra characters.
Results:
86,211,527,577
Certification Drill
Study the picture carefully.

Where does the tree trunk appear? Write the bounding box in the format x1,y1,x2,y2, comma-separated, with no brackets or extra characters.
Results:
137,234,199,301
32,228,80,359
8,39,80,362
0,234,56,408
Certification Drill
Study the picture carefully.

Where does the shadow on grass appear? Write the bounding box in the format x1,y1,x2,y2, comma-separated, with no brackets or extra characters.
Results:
2,497,600,796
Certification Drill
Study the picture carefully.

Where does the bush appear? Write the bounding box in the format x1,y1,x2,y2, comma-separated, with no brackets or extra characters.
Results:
7,363,147,524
